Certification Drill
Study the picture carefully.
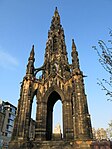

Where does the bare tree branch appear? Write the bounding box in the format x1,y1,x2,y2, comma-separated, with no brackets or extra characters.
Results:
93,29,112,101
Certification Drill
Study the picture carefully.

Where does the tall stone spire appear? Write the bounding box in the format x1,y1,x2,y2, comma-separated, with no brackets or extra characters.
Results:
51,7,61,30
26,45,35,77
71,39,80,70
43,7,70,79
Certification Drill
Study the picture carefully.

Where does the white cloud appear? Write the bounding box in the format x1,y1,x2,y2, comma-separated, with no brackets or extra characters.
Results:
0,49,19,69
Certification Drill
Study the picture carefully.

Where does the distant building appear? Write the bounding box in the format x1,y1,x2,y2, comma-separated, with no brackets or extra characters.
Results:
52,123,62,140
0,100,17,149
0,111,5,149
92,127,108,141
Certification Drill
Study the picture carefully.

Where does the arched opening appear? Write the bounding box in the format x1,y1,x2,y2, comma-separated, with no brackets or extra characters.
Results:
53,100,63,136
46,91,63,140
36,70,43,80
29,96,37,140
31,96,37,120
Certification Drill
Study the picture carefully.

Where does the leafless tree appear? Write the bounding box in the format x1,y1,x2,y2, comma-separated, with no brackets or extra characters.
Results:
93,29,112,101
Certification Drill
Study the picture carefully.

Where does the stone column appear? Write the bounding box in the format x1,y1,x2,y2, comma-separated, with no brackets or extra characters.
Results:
24,98,32,140
63,100,74,140
35,101,47,141
18,95,31,140
73,76,93,140
46,108,53,140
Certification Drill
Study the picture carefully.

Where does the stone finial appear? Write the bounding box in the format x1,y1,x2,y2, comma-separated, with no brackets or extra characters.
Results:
54,7,59,17
71,39,77,58
72,39,76,51
26,45,35,76
29,45,35,61
51,7,61,29
71,39,80,70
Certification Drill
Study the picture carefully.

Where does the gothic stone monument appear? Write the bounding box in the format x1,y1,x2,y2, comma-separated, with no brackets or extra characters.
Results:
9,8,93,149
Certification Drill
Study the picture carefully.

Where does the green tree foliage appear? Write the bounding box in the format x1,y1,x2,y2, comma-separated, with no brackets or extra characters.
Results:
93,29,112,100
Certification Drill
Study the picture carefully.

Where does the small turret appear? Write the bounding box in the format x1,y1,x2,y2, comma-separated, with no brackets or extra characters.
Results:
71,39,80,70
26,45,35,77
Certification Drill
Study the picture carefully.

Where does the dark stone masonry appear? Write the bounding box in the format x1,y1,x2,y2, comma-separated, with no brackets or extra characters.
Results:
8,8,112,149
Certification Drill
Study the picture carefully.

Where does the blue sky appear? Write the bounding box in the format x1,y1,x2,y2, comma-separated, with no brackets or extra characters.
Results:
0,0,112,130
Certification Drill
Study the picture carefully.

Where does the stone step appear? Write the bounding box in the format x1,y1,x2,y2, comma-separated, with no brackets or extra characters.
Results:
35,140,73,149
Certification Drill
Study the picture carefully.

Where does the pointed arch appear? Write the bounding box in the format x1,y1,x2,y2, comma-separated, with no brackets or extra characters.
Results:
29,89,38,140
46,90,63,140
53,100,63,134
43,85,65,103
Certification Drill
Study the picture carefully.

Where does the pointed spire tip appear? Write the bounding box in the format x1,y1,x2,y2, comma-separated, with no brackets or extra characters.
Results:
51,7,60,29
54,6,59,16
72,39,74,43
72,39,76,50
29,45,35,60
72,39,75,46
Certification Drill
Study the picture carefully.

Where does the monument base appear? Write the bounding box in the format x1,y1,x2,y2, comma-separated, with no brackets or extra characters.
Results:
9,139,93,149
